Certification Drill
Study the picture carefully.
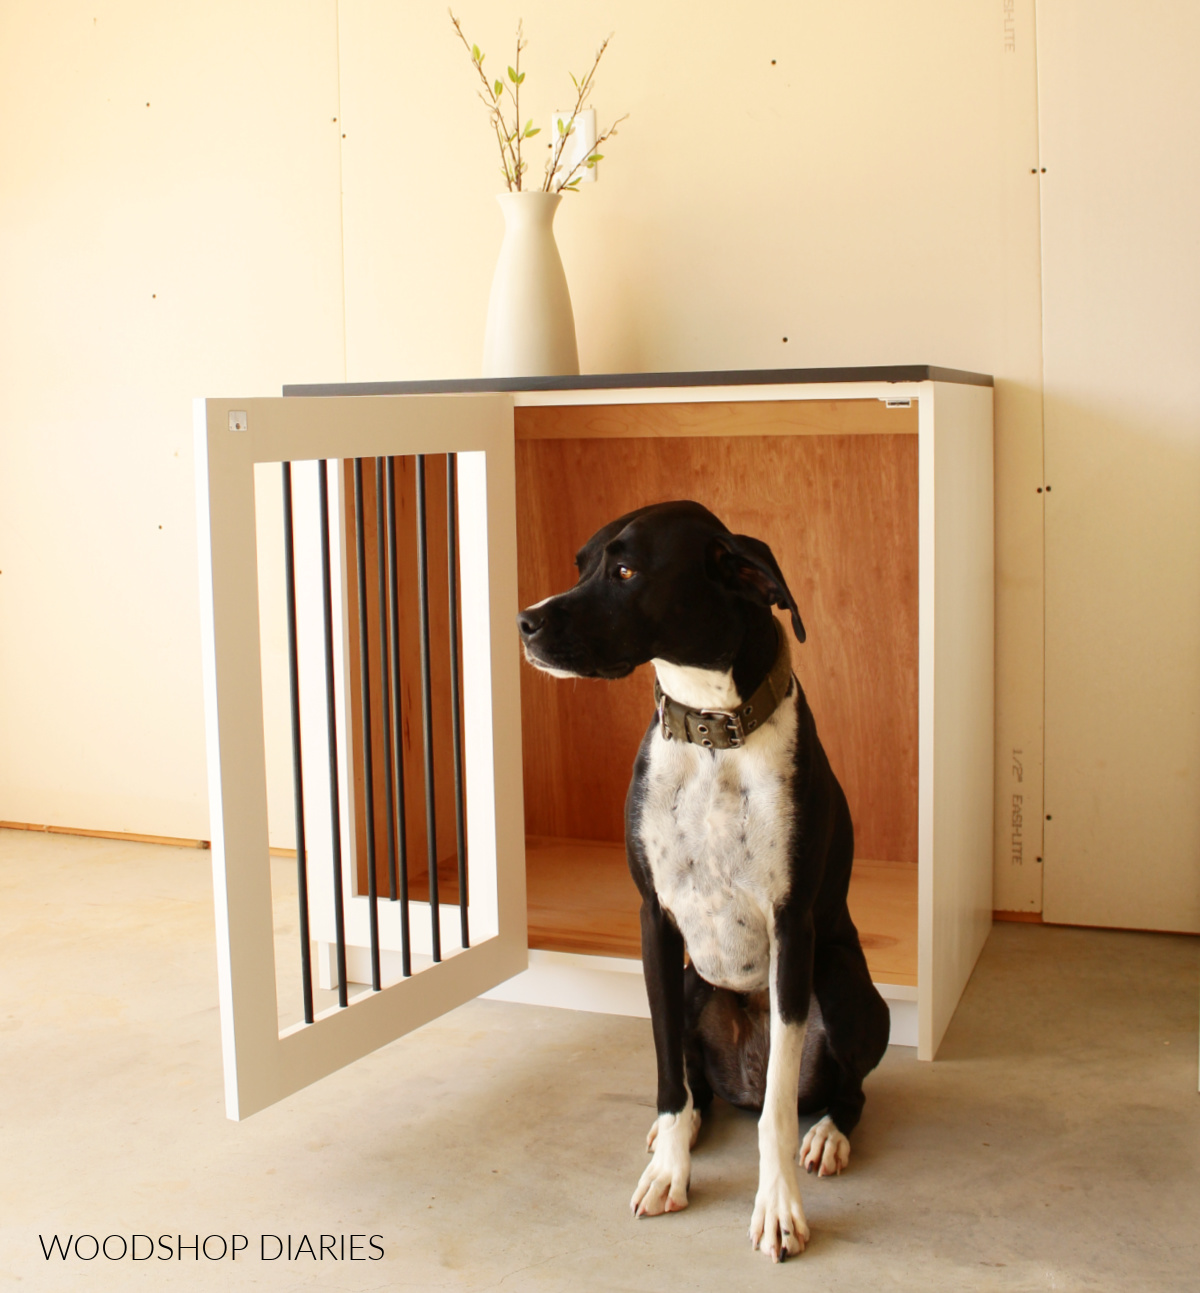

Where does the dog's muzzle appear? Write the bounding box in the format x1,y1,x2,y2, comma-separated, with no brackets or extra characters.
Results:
516,601,635,680
516,603,562,671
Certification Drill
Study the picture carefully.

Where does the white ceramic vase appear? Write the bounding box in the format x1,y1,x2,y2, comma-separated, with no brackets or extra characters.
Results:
482,191,580,378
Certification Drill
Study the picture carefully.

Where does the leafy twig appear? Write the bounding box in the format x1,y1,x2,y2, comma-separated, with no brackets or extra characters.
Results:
450,11,623,194
553,114,628,192
502,21,528,189
449,9,531,189
543,36,610,190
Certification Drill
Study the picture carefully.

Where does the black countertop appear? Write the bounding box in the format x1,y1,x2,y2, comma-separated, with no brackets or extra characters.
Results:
283,364,992,398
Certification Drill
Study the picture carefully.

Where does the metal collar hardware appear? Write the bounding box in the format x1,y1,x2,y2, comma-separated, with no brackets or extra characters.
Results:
653,620,793,751
698,709,747,748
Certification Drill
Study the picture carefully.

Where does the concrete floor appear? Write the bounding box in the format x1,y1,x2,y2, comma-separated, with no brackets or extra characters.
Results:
2,828,1198,1292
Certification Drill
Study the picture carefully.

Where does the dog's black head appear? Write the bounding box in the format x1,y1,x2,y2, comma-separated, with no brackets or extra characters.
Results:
517,500,805,682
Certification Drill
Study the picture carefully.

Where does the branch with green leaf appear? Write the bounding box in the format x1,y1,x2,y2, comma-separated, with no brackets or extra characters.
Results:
449,10,627,193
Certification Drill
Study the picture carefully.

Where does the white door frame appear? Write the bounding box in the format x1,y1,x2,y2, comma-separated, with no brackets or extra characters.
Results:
194,392,527,1120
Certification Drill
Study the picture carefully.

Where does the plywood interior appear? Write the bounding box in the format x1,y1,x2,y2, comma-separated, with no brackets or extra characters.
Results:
514,403,920,865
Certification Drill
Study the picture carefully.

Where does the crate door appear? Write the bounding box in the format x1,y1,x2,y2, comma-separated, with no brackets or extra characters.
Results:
195,393,526,1120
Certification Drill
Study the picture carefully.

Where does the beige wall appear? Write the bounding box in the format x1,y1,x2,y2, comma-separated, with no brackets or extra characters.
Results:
5,2,1049,903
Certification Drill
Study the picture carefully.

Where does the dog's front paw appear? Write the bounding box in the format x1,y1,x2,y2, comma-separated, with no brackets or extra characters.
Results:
749,1167,809,1262
631,1108,697,1217
801,1115,851,1176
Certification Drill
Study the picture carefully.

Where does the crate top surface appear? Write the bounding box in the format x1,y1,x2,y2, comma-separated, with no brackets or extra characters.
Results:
282,365,993,398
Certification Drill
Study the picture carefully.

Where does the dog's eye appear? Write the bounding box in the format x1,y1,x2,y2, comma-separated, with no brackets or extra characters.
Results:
614,564,636,581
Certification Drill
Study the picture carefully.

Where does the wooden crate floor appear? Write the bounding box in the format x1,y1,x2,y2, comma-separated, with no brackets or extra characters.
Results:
525,836,918,987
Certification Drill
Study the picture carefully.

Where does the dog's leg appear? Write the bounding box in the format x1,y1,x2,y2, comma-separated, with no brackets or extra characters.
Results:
801,929,890,1176
631,897,699,1218
749,920,813,1261
682,963,716,1116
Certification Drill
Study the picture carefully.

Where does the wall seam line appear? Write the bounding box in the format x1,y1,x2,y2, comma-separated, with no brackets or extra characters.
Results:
1032,0,1048,913
334,0,348,383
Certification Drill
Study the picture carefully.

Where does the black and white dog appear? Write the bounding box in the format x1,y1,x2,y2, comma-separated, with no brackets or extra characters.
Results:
517,500,889,1262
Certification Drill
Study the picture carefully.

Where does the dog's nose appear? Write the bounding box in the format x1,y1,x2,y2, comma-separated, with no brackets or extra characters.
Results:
517,606,546,640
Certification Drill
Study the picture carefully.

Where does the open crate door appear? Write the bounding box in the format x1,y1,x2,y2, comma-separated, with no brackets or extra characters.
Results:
195,393,527,1120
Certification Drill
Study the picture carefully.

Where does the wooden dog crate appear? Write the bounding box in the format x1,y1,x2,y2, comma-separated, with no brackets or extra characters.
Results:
196,367,992,1116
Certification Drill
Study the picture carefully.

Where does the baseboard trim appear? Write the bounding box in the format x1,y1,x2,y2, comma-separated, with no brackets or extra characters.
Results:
0,820,210,851
993,909,1044,923
0,820,305,859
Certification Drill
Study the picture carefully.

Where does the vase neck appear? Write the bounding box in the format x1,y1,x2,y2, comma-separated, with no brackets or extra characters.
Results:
496,190,563,232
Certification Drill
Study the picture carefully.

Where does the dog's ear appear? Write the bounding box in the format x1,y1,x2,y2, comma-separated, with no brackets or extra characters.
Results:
709,533,807,643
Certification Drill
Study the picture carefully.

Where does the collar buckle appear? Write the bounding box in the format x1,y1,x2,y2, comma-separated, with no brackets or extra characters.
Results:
657,694,671,742
654,618,791,751
699,709,746,749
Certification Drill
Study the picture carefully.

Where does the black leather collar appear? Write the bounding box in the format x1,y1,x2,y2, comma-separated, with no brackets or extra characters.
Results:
653,619,794,750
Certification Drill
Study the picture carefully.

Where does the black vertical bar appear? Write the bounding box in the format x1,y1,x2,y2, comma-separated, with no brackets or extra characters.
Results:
281,462,314,1026
318,460,348,1008
374,458,399,910
353,459,382,993
414,455,441,962
385,457,411,976
446,453,469,949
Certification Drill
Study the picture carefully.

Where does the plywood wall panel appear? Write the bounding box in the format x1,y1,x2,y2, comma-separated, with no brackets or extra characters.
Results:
0,0,346,840
1038,0,1200,932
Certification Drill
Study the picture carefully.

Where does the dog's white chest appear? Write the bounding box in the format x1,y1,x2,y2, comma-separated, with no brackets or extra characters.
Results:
635,703,797,993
